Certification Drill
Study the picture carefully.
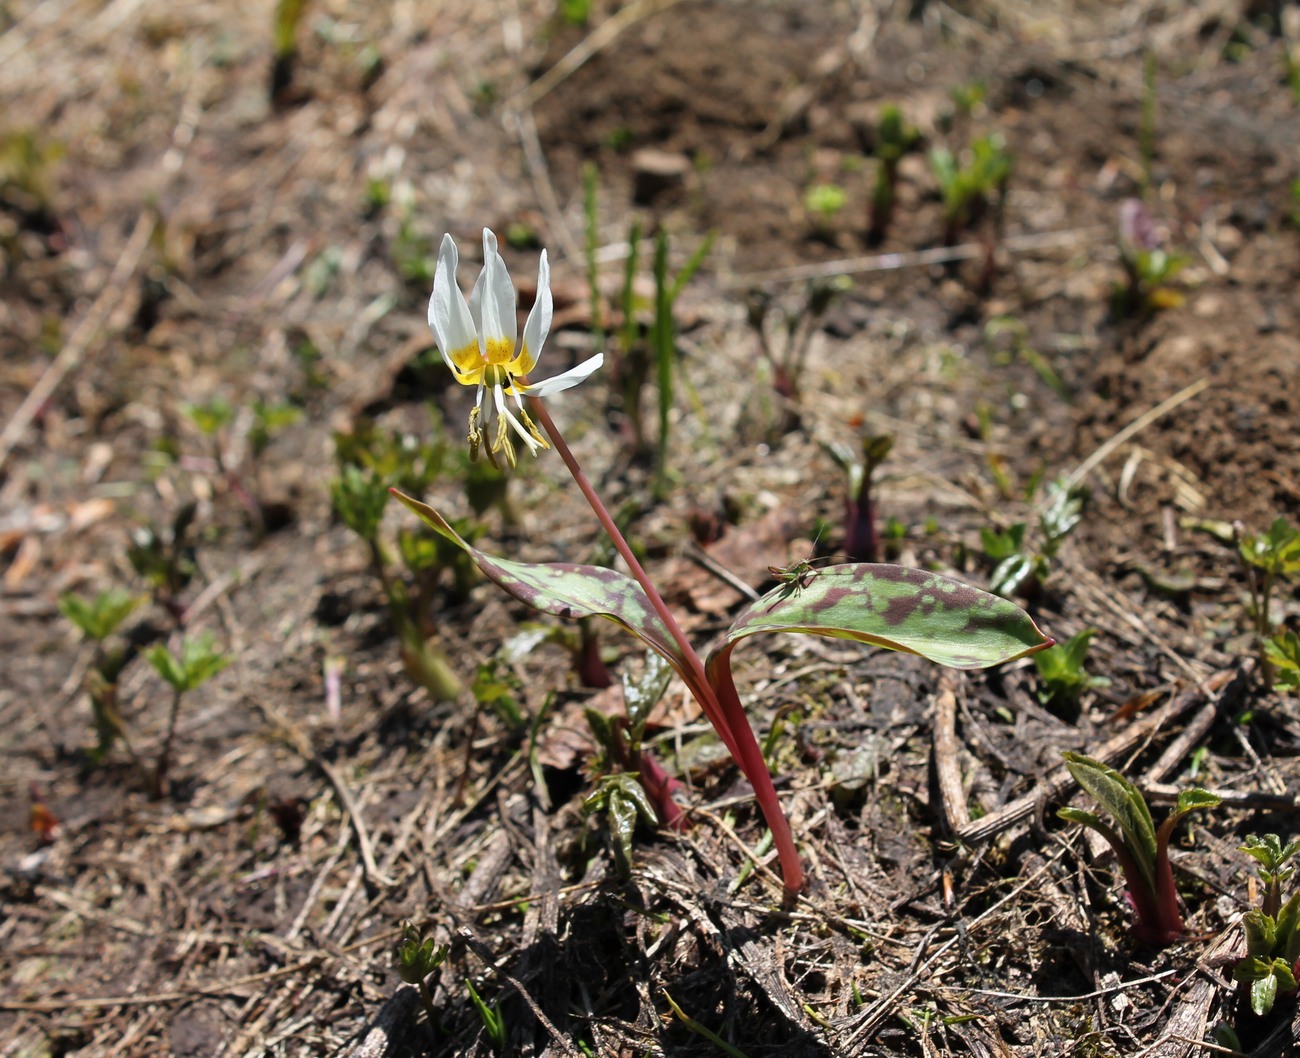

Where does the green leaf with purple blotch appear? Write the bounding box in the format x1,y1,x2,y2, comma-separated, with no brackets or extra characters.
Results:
391,490,687,673
709,563,1051,674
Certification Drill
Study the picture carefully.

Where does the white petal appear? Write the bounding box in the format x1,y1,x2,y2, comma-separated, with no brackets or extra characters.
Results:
477,228,517,355
429,235,479,372
524,353,604,396
518,249,552,373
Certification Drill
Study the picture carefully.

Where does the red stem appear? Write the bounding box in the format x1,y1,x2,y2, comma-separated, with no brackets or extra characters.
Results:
528,396,805,894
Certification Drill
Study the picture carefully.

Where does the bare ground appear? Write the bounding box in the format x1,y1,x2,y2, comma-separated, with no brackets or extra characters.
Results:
3,1,1300,1056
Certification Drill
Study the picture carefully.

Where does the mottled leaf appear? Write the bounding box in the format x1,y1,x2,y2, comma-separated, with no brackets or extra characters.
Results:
391,490,687,674
710,562,1051,672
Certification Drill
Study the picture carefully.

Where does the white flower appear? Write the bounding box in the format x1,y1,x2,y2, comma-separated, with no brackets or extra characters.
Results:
428,228,603,467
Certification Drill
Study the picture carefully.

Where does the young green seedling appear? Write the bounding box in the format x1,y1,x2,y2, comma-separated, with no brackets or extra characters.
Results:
1058,752,1219,945
59,589,146,765
330,428,463,704
1238,515,1300,685
867,104,919,244
465,978,507,1054
745,275,851,436
417,229,1053,895
1033,629,1112,713
584,650,685,857
1266,631,1300,692
1234,835,1300,1025
144,632,230,799
929,133,1013,247
980,476,1087,597
803,182,848,235
394,920,450,1038
128,502,198,625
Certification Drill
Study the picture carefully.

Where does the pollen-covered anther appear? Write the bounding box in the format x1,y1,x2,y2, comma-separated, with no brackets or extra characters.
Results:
467,406,483,462
520,407,550,450
492,412,518,469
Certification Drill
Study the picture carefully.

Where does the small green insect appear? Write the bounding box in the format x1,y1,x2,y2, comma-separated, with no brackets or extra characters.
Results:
767,557,822,591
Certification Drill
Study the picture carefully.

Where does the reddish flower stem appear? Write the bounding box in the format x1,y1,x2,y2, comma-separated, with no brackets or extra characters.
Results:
528,396,805,895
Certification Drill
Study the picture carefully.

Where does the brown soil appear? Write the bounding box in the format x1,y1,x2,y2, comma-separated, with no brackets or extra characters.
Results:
3,1,1300,1055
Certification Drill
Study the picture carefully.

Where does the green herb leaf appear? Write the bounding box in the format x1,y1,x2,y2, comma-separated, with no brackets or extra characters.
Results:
392,491,688,676
710,563,1051,673
1252,971,1278,1017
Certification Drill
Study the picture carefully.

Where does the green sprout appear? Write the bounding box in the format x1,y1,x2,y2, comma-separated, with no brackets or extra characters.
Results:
465,978,507,1054
558,0,591,27
395,920,449,1038
929,133,1012,246
867,104,920,243
803,182,848,233
1058,752,1219,945
331,419,462,702
144,632,230,798
585,771,661,878
1033,629,1112,715
58,590,146,765
745,275,851,436
825,433,893,562
980,476,1087,597
1238,516,1300,684
663,991,751,1057
1265,631,1300,692
608,221,711,480
1234,835,1300,1020
127,503,198,624
580,650,682,872
270,0,307,102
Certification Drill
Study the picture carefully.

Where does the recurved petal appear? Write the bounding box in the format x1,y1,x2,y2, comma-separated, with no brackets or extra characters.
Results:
513,249,552,377
429,235,480,377
476,228,517,365
522,353,604,396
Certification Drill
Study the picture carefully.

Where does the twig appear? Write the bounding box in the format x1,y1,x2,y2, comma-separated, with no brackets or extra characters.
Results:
339,986,420,1058
953,666,1241,846
457,927,583,1058
682,542,763,602
931,673,969,833
1066,377,1210,488
505,0,690,113
731,226,1109,287
318,759,394,889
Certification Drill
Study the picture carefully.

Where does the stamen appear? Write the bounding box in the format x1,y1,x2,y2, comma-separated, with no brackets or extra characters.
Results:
492,410,518,470
467,406,482,462
519,406,550,450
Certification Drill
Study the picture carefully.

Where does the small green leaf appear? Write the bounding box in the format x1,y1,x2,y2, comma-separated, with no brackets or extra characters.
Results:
59,590,143,643
145,633,229,693
392,491,689,677
1252,971,1278,1017
711,563,1051,673
1235,954,1273,983
1245,909,1279,957
622,651,673,738
1172,788,1221,818
1062,752,1157,894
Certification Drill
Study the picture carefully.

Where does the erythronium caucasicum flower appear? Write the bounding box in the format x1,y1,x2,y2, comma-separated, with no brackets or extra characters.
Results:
429,228,603,468
408,227,1052,898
